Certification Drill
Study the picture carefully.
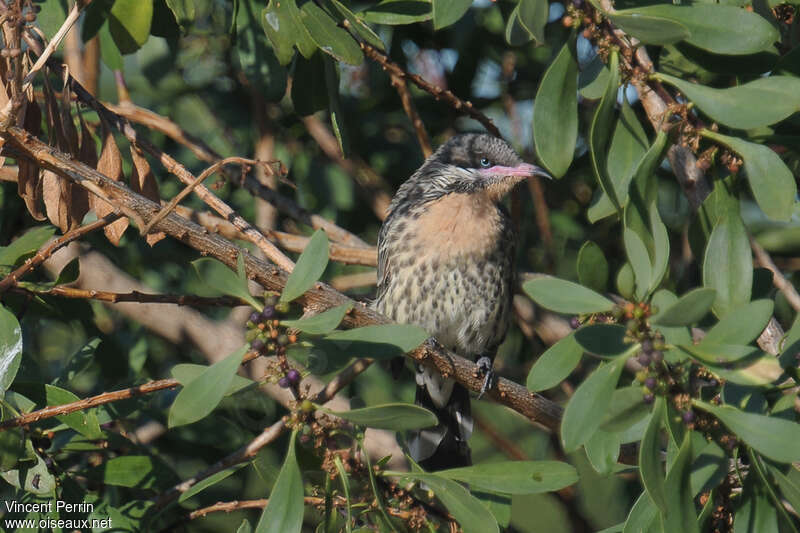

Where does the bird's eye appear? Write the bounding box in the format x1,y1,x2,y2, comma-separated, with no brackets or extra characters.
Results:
479,157,491,167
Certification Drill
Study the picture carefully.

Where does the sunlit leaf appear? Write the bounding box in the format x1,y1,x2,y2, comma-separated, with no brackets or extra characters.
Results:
523,277,615,314
437,461,578,495
281,230,329,303
323,403,436,431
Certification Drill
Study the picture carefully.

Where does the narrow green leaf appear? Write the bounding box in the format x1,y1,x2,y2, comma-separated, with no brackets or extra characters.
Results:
299,2,363,65
661,432,698,533
261,0,302,65
702,213,752,318
522,277,615,314
769,465,800,519
651,288,716,327
383,472,499,533
179,464,247,503
690,440,726,496
526,332,583,391
171,363,254,396
623,492,658,533
1,450,56,495
624,228,652,301
702,130,796,222
168,346,247,427
585,430,622,475
640,398,667,512
0,226,55,267
323,403,436,431
606,98,649,208
600,386,649,433
608,13,689,45
534,37,579,178
256,431,304,533
98,21,124,70
359,0,432,25
437,461,578,495
657,73,800,130
281,230,330,303
649,204,670,293
282,304,352,334
192,254,262,310
589,50,622,212
329,0,384,50
576,241,609,294
109,0,153,54
432,0,471,29
574,324,629,357
0,424,24,472
679,343,760,365
324,57,349,158
694,400,800,463
561,359,625,451
323,324,428,359
0,305,23,396
611,4,778,55
165,0,195,31
99,456,158,488
517,0,548,45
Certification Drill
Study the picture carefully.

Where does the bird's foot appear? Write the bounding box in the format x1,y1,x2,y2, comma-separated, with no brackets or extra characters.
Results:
475,357,495,400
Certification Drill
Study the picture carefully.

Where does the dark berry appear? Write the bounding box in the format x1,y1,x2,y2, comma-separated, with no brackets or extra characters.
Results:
682,411,695,424
637,352,651,366
287,369,301,383
709,379,719,388
570,317,580,329
278,377,290,388
261,306,276,320
651,350,664,363
249,311,262,324
250,338,266,352
644,377,656,390
641,339,653,353
643,393,654,404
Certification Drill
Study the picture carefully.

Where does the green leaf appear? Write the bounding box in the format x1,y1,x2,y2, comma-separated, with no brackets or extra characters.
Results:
701,130,796,222
1,449,56,495
37,0,69,38
526,332,583,391
679,343,760,365
358,0,432,25
165,0,195,31
53,257,80,286
0,305,22,396
656,74,800,130
23,384,103,439
574,324,629,357
661,432,698,533
329,0,384,50
605,99,649,209
769,465,800,519
261,0,301,65
324,56,349,158
600,386,649,433
179,464,247,503
651,288,716,327
473,491,511,529
624,228,652,301
323,324,428,359
382,472,499,533
505,5,533,46
561,359,625,451
640,398,667,512
534,37,579,178
168,346,247,427
437,461,578,495
702,212,752,318
690,439,726,496
589,50,622,213
192,254,262,310
576,241,609,294
256,431,304,533
0,424,24,472
299,3,363,65
281,230,330,303
0,226,55,267
704,355,782,387
282,303,352,334
585,429,621,474
517,0,548,45
607,13,689,45
432,0,471,29
109,0,153,54
323,403,436,431
171,363,254,396
611,4,778,55
98,456,159,488
98,21,124,70
522,277,615,314
694,400,800,463
237,0,287,101
623,492,658,533
649,203,670,293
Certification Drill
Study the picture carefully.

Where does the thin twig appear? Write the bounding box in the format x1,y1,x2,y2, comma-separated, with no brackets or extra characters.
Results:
11,285,248,307
0,213,118,293
20,2,84,90
751,237,800,312
360,42,502,138
390,74,432,157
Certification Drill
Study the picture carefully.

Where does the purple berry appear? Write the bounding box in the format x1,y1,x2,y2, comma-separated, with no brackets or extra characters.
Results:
643,393,654,404
709,379,719,388
637,352,651,366
261,306,276,320
570,317,580,329
682,411,695,424
278,377,290,388
644,377,656,390
249,311,262,324
641,339,653,353
651,351,664,363
251,338,266,352
287,369,301,383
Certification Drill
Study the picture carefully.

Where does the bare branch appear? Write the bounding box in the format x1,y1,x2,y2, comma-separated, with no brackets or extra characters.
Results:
11,285,249,307
390,73,432,157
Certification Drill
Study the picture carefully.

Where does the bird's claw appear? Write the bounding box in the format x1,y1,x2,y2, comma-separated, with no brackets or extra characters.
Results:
475,357,495,400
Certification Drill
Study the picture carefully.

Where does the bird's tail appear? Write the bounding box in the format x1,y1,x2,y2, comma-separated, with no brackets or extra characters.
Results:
408,366,473,470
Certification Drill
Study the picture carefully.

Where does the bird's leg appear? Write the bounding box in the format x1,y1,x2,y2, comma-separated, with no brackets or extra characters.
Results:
475,356,495,399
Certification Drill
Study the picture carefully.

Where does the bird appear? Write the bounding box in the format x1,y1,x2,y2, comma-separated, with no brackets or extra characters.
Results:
374,133,550,470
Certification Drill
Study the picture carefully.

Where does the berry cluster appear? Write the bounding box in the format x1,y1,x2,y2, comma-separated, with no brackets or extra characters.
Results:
245,293,301,392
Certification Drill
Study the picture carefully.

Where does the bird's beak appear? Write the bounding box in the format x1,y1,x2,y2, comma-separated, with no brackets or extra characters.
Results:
479,163,552,179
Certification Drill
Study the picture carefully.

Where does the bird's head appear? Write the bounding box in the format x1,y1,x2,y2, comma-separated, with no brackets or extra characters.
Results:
409,133,551,205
